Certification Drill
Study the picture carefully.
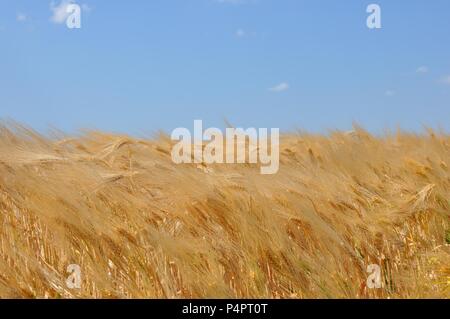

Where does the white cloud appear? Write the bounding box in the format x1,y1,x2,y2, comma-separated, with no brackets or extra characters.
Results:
416,66,429,73
16,13,27,22
385,90,395,97
235,28,245,38
440,75,450,85
50,1,72,24
235,28,257,38
50,1,91,24
269,82,289,93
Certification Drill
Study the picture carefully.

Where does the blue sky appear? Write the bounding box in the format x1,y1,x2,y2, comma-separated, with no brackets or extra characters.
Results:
1,0,449,135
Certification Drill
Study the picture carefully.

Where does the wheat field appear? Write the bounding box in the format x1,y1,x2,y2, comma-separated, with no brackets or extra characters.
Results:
0,123,448,298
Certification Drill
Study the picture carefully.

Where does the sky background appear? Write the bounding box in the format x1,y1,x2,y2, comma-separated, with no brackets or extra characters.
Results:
1,0,449,135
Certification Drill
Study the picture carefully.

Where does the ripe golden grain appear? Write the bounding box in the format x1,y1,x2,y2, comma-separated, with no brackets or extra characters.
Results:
0,124,448,298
